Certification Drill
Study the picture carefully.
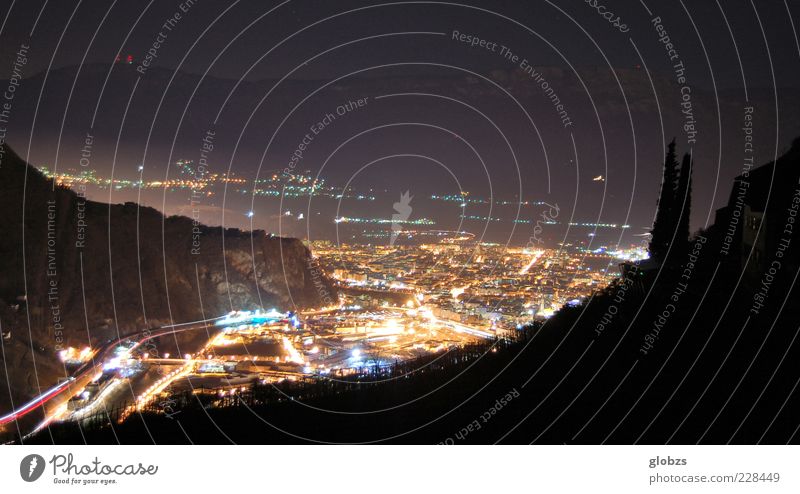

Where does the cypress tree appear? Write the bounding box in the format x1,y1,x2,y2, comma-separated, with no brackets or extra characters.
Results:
649,139,679,262
674,152,693,249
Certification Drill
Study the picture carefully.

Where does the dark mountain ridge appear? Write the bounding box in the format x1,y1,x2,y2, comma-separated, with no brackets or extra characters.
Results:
0,144,335,410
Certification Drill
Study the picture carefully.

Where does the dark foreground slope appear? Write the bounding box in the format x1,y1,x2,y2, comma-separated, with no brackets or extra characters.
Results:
31,140,800,445
0,144,334,411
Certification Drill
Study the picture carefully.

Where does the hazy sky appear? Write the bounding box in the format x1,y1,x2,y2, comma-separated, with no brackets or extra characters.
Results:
1,0,798,245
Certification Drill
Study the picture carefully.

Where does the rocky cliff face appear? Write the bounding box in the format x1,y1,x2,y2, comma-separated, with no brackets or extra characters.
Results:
0,144,335,410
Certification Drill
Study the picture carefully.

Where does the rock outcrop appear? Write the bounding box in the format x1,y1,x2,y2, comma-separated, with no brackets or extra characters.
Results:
0,144,335,410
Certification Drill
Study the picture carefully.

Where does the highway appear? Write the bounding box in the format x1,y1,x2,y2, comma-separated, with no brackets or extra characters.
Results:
0,307,490,437
386,305,496,339
0,315,228,434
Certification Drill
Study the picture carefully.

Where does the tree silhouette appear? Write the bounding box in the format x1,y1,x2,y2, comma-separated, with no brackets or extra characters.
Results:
674,152,693,251
649,139,679,262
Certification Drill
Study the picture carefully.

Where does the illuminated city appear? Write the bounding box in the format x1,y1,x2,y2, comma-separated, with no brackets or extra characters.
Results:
2,158,652,435
0,230,650,436
2,1,799,472
312,240,646,325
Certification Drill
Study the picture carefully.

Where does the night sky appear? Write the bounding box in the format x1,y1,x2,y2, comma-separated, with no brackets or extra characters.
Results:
1,0,799,245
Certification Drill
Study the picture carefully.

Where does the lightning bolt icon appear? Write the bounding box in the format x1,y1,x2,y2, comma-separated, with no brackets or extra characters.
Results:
28,457,37,478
